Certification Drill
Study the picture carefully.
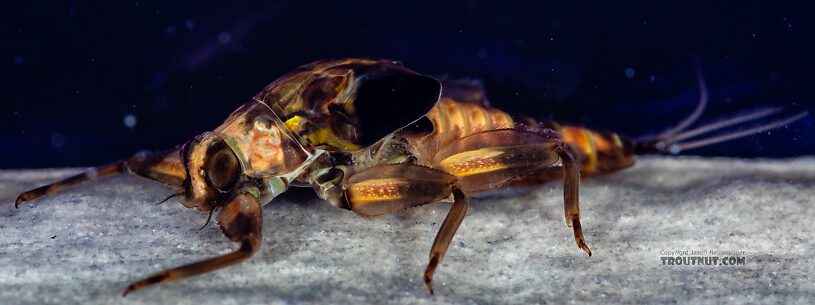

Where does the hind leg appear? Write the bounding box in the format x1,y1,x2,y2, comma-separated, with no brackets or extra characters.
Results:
556,145,591,255
429,126,591,256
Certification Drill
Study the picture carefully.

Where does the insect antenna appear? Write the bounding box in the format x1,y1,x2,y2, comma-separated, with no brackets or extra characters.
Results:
156,191,184,205
198,207,218,230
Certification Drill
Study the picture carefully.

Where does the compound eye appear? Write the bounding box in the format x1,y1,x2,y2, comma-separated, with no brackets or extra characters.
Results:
205,142,241,191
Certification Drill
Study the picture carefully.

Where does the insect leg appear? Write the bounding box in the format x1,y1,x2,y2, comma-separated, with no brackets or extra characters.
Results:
556,145,591,256
428,126,591,255
342,164,468,293
122,192,262,296
15,149,186,207
343,164,459,217
423,185,468,295
426,126,562,192
15,161,126,207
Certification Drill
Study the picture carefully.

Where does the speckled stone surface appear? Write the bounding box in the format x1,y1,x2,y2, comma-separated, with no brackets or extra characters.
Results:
1,156,814,305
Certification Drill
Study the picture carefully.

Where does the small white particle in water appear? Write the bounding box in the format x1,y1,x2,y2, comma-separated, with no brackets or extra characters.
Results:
782,17,793,31
51,134,65,148
218,32,231,44
123,114,137,129
624,67,635,79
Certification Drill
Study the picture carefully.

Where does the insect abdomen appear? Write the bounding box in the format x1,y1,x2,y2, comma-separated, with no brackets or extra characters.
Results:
558,126,635,175
425,99,635,175
425,98,514,139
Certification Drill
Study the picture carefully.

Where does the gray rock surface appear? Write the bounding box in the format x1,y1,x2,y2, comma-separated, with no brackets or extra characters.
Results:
1,156,814,305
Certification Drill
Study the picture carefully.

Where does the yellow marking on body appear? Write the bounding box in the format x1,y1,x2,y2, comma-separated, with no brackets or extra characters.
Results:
153,162,185,179
439,146,547,177
347,178,412,203
428,99,516,137
487,109,513,128
286,115,361,151
462,103,491,131
284,115,307,133
426,99,454,135
561,127,597,174
442,100,470,134
303,128,362,151
593,132,613,153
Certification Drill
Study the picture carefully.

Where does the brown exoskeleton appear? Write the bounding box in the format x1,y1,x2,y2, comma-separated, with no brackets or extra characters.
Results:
14,58,807,296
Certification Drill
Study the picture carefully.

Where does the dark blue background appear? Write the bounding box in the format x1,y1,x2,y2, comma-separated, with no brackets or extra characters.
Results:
3,1,813,168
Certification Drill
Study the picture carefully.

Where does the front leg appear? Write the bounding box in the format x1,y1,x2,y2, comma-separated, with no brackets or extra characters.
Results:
122,192,263,296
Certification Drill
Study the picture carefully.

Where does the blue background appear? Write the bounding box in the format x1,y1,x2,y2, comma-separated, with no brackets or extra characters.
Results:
3,1,813,168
